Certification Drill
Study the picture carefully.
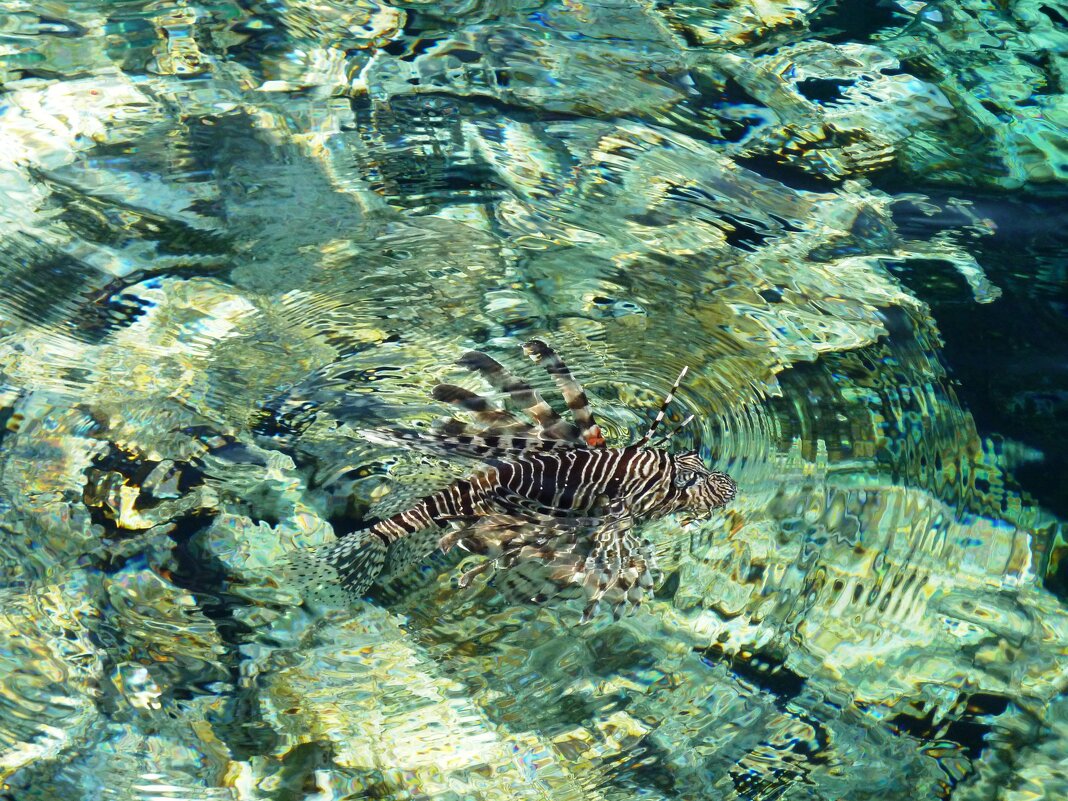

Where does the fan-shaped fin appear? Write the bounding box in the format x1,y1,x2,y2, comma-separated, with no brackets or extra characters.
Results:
280,530,388,604
446,505,659,622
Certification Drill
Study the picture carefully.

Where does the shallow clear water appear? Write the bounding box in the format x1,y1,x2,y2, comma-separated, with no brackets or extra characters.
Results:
1,1,1067,799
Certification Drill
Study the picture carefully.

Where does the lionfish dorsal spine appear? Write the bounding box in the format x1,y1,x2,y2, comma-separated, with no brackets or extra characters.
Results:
456,350,567,436
636,365,688,448
523,339,605,447
431,383,527,432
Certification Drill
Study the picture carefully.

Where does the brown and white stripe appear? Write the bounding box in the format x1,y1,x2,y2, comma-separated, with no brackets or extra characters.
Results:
368,446,676,544
311,339,736,618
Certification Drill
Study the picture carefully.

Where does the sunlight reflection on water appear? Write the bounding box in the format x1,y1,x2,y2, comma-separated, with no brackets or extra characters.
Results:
1,1,1067,799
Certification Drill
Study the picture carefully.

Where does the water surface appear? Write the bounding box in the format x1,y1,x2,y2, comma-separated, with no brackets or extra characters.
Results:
1,1,1067,799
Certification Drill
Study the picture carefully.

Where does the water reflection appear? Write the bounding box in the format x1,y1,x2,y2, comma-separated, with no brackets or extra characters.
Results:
1,0,1066,799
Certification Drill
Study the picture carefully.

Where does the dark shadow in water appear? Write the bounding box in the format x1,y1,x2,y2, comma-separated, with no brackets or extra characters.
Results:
893,191,1068,522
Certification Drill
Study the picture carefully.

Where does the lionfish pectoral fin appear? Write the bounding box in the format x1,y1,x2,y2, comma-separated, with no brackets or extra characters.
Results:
580,600,601,624
569,513,661,622
280,530,387,605
450,507,657,623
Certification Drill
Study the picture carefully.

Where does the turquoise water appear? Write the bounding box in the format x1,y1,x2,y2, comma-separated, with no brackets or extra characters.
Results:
1,1,1067,799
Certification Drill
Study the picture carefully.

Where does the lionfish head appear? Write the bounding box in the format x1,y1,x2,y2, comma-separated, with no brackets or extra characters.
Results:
670,451,736,516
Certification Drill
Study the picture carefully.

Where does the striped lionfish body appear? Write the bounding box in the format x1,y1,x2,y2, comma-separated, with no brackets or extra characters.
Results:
293,340,737,620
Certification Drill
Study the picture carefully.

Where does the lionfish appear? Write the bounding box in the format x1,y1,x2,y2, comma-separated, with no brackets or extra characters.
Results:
290,340,736,621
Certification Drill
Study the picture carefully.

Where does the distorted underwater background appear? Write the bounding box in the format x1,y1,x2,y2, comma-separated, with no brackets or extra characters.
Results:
1,1,1067,799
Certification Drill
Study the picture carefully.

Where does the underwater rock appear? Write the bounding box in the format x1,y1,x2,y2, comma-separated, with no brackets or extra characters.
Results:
0,584,101,781
708,42,957,179
361,21,692,117
256,604,598,801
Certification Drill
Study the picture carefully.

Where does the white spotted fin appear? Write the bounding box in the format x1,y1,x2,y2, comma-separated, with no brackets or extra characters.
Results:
359,427,583,463
280,530,388,605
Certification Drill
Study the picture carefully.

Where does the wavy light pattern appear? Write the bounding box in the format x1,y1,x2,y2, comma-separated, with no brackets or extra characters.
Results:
0,1,1066,799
